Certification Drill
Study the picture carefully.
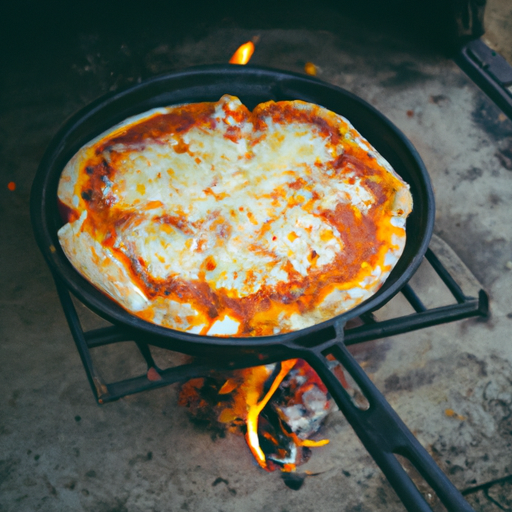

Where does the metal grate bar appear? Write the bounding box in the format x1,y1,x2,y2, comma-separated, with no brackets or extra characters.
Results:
94,354,276,403
400,283,427,313
100,361,217,403
425,248,468,303
84,326,133,347
345,291,488,346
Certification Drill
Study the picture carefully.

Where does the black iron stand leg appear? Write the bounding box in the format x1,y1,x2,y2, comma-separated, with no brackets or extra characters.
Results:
134,340,163,382
52,274,109,403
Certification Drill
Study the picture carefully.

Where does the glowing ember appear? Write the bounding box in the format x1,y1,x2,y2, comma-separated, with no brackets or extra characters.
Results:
229,41,255,65
304,62,317,76
178,359,332,473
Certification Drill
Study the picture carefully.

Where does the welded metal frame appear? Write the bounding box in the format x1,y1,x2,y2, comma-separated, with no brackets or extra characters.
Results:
53,244,488,406
51,241,488,512
33,65,488,511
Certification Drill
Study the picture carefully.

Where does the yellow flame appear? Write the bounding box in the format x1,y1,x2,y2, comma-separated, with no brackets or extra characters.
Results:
245,359,298,470
288,431,329,448
229,41,255,65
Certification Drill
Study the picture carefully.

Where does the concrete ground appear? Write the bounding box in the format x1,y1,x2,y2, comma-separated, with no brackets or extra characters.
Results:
1,1,512,511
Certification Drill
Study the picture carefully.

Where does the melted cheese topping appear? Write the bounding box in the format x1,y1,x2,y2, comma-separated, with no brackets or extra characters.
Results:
57,95,412,336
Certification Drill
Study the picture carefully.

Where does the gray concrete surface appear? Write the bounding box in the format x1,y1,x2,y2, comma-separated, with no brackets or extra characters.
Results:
1,2,512,511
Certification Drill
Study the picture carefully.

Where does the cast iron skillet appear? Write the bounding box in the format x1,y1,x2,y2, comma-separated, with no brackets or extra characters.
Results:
31,65,473,512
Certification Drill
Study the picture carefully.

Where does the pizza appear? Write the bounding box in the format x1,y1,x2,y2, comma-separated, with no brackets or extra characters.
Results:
57,95,412,337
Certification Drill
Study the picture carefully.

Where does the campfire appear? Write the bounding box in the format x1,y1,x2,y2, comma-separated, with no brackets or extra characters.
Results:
178,358,332,473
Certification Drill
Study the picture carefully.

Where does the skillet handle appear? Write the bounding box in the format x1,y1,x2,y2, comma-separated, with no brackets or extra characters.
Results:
297,339,474,512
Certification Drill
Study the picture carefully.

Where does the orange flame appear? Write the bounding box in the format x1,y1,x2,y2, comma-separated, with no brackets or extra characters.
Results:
229,41,255,65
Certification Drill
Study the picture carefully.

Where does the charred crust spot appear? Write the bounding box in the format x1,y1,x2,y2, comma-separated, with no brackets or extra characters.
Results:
81,190,92,201
288,177,307,190
224,126,242,143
